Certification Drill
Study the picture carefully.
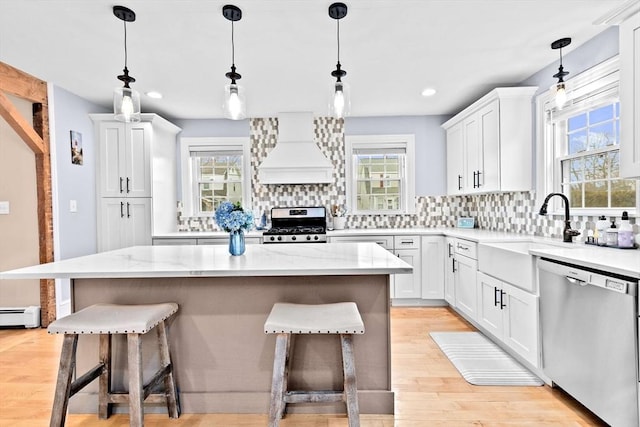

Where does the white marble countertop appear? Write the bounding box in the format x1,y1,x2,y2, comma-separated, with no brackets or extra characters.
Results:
0,242,412,280
528,245,640,279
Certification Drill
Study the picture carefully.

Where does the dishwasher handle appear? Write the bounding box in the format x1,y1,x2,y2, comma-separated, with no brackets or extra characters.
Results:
566,276,587,286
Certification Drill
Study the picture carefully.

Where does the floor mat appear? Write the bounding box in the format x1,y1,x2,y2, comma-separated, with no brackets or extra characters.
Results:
430,331,544,386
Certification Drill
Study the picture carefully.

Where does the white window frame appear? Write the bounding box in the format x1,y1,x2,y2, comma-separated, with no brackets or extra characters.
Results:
535,55,638,216
345,134,416,215
180,137,251,217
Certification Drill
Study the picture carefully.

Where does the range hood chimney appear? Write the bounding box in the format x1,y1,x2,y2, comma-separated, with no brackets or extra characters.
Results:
258,112,335,184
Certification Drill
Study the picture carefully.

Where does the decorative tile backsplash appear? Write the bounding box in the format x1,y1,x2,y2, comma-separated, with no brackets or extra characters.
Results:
177,117,636,239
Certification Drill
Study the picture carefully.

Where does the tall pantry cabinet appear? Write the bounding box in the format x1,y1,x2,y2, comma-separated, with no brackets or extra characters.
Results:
91,114,181,252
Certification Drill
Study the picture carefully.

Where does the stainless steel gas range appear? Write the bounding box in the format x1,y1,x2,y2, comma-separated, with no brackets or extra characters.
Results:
262,207,327,243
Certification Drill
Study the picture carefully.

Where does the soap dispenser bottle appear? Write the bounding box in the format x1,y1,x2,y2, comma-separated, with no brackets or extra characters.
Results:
605,217,618,247
595,215,608,246
618,211,634,248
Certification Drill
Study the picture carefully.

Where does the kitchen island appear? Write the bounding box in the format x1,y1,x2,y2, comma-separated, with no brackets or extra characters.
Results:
0,242,411,415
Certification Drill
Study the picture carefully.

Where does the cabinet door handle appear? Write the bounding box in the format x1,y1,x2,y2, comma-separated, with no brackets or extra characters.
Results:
457,174,463,190
452,258,457,273
448,243,453,257
473,171,477,188
494,286,500,307
119,177,124,194
476,170,482,188
500,290,507,309
126,177,130,193
126,202,131,218
120,202,124,218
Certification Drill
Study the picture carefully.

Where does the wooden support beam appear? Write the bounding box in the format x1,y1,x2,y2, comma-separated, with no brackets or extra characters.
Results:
32,103,56,326
0,61,47,104
0,91,45,154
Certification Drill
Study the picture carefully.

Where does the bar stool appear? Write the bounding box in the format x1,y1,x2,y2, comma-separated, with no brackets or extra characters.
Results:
47,303,180,427
264,302,365,427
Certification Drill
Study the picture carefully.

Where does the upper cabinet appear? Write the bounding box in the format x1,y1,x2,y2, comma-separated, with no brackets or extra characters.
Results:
620,11,640,179
95,120,152,198
442,87,537,195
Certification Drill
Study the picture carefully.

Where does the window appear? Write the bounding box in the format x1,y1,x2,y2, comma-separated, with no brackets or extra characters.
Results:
345,135,415,214
180,137,251,216
558,102,635,209
537,56,638,214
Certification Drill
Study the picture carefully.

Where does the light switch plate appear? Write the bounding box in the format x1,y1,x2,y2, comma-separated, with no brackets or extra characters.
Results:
69,200,77,213
0,201,9,215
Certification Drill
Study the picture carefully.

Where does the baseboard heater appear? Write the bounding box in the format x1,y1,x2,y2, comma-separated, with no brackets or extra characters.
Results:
0,306,41,328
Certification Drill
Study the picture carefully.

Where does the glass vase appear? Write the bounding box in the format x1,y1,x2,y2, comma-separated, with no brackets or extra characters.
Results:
229,229,246,256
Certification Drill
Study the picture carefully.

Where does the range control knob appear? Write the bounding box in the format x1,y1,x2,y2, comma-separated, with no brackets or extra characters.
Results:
314,235,319,240
292,235,297,241
277,236,282,241
269,236,275,242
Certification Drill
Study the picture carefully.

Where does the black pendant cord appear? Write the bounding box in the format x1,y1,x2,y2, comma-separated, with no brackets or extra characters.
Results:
231,20,235,69
123,20,128,70
336,19,340,64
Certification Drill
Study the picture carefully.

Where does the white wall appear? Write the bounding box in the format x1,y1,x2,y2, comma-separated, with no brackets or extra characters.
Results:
0,94,40,306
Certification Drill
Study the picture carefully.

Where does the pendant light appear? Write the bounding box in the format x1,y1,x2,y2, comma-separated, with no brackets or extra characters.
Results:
113,6,141,123
551,37,571,110
222,4,246,120
329,2,350,118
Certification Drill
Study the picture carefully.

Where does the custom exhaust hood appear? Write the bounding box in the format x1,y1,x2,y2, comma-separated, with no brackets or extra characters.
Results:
258,112,334,184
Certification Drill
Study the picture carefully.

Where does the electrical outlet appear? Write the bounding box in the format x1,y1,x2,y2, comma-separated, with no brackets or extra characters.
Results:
0,201,9,215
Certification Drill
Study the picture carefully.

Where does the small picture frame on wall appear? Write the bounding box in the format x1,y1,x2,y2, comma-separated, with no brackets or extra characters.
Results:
70,130,83,165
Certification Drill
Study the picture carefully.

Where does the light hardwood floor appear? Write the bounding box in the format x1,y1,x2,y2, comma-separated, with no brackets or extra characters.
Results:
0,307,605,426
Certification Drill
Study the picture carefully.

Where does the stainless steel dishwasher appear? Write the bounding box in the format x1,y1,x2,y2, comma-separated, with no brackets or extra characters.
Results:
538,258,639,427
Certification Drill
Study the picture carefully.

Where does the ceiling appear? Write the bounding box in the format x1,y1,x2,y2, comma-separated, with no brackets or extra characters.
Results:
0,0,632,120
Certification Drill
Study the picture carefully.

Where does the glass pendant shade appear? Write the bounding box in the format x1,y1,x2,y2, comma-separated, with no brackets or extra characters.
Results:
330,80,351,119
555,81,567,110
223,83,246,120
113,85,141,122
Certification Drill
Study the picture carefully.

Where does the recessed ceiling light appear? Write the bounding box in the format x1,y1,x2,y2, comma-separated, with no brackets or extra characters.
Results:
421,88,437,97
146,91,163,99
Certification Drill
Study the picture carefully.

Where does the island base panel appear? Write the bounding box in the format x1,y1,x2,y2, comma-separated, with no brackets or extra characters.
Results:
68,274,393,414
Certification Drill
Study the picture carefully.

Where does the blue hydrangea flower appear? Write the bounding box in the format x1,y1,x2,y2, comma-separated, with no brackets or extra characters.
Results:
215,201,254,232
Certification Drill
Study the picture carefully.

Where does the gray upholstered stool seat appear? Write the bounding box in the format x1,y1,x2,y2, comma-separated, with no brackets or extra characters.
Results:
264,302,364,427
48,303,180,427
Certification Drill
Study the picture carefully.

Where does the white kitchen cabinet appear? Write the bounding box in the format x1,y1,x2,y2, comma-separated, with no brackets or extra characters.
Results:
328,234,422,301
446,123,465,195
453,244,478,321
477,271,539,367
92,114,181,252
96,121,152,198
393,235,421,299
420,236,444,299
443,237,456,305
99,198,152,252
442,87,537,195
620,12,640,178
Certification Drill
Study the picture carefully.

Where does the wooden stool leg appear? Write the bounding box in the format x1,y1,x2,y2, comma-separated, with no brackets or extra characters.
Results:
157,320,180,418
127,333,144,427
340,334,360,427
50,334,78,427
268,333,290,427
98,334,112,419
